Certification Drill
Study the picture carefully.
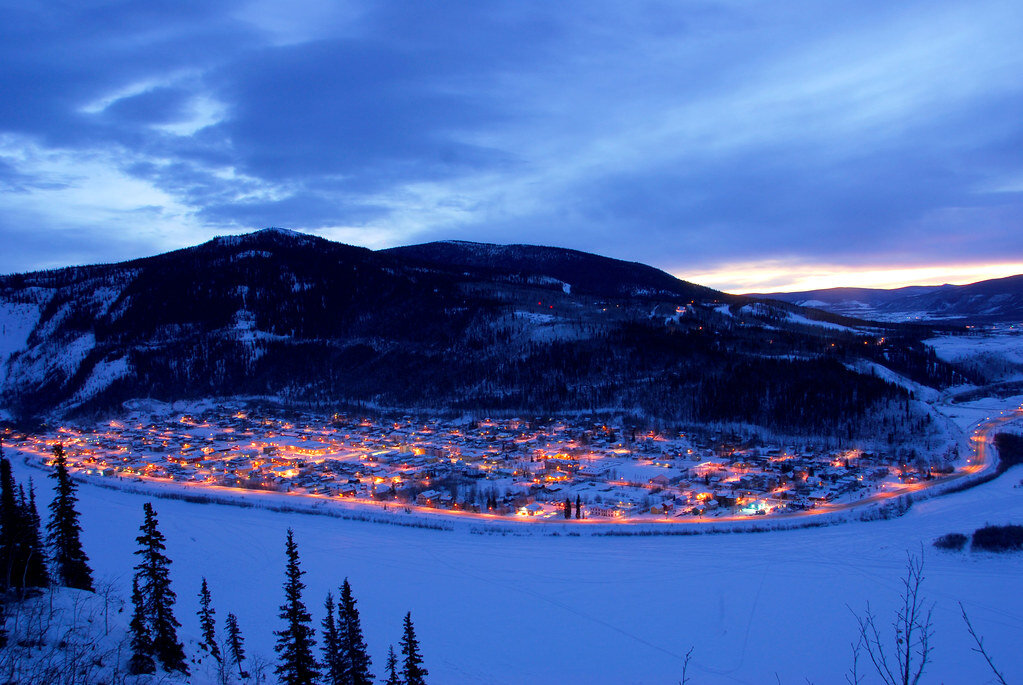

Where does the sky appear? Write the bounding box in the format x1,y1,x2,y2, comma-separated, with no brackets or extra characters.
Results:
1,1,1022,293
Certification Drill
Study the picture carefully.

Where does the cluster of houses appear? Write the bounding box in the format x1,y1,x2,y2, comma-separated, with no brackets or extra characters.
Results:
8,406,949,521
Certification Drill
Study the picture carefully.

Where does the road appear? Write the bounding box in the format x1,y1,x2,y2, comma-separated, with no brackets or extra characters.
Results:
735,404,1022,522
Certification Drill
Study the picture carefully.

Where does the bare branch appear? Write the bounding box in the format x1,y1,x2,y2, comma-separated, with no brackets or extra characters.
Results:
960,602,1008,685
853,602,898,685
846,635,865,685
850,551,934,685
680,646,694,685
904,552,933,685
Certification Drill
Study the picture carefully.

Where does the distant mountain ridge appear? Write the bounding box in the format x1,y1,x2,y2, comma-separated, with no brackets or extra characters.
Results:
751,275,1023,322
385,240,723,302
0,229,963,434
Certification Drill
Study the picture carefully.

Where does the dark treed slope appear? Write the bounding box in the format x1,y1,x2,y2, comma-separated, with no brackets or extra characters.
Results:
385,241,724,302
391,241,890,330
0,229,967,435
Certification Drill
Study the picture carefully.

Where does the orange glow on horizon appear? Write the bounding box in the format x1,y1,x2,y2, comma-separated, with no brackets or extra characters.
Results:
676,260,1023,294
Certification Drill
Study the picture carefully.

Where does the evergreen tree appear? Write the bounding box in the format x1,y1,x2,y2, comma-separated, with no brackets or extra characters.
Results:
383,645,400,685
575,495,581,519
27,482,41,539
321,591,347,685
197,577,221,662
0,458,12,590
19,481,49,587
340,577,373,685
47,444,93,590
399,612,428,685
133,502,188,674
225,612,247,680
0,455,47,591
0,449,5,644
128,576,156,675
0,455,24,590
274,529,319,685
564,497,571,519
0,592,6,649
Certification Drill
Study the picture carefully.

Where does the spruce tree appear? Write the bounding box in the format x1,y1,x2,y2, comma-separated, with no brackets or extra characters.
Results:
0,456,47,591
47,444,93,590
128,576,156,675
564,497,571,519
399,612,428,685
383,645,401,685
0,455,25,590
19,481,49,587
197,577,221,662
133,502,188,673
575,495,581,519
225,612,247,680
321,591,346,685
27,482,41,540
274,529,319,685
340,577,373,685
0,448,5,623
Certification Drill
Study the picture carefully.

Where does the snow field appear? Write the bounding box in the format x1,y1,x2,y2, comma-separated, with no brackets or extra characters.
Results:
0,300,41,360
927,330,1023,367
10,444,1023,684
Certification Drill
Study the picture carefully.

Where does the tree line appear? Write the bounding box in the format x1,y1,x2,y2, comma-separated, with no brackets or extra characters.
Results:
0,444,430,684
1,442,94,647
6,226,954,445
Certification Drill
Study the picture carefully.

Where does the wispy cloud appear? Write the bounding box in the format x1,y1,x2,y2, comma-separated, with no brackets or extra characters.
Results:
1,0,1021,288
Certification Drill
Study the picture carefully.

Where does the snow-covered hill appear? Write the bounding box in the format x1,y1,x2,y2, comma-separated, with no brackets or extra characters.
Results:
0,229,961,438
754,274,1023,323
1,585,207,685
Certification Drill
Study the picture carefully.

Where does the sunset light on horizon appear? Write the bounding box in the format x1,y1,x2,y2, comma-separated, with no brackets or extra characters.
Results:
685,260,1023,294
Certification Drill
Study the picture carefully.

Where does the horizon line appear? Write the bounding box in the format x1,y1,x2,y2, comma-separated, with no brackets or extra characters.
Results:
5,225,1022,295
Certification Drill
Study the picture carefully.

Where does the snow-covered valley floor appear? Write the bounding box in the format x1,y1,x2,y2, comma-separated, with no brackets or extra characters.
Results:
9,437,1023,684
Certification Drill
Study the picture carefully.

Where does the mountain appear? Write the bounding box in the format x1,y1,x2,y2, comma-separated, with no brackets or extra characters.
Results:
752,275,1023,322
384,240,723,302
0,229,964,434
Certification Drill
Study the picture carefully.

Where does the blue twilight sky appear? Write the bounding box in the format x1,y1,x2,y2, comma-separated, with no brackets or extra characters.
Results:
2,0,1022,292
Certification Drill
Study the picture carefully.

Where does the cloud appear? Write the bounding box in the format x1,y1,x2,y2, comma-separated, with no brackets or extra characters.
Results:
0,0,1021,289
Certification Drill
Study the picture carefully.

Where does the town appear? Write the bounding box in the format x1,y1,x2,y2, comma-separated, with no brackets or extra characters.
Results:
6,406,959,522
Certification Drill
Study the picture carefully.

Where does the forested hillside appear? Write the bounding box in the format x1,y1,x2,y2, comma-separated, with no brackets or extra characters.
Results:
0,229,968,435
